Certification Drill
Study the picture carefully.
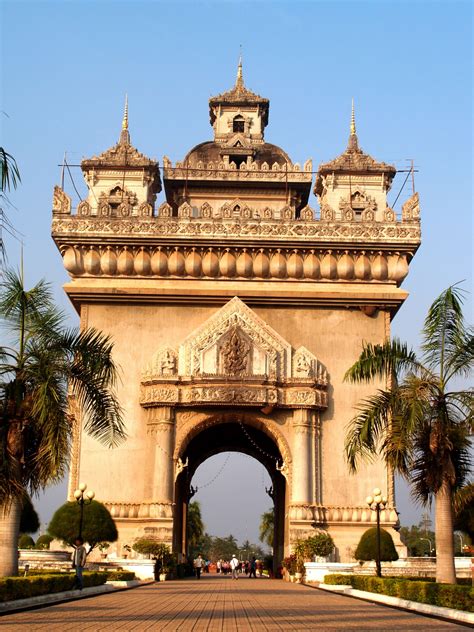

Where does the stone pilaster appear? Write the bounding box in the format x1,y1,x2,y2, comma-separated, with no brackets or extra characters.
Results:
291,408,313,504
146,406,175,503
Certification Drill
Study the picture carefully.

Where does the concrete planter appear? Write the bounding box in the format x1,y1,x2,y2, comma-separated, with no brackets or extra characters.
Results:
304,562,355,583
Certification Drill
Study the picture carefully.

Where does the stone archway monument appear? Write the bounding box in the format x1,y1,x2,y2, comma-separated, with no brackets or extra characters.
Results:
51,65,420,561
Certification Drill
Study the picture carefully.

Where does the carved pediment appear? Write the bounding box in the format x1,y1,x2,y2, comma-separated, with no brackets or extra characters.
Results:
140,298,329,410
179,297,291,379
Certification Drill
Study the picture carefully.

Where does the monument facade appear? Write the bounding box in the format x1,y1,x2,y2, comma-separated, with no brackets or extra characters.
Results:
52,62,420,562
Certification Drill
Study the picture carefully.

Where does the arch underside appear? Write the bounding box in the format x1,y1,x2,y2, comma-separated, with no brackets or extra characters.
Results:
174,414,287,570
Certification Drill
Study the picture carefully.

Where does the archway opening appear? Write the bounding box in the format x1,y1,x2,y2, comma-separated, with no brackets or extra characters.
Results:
174,420,287,574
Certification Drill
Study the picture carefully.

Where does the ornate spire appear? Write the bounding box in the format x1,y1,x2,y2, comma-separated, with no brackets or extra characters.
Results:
120,94,130,145
347,98,359,152
350,98,356,136
236,53,244,89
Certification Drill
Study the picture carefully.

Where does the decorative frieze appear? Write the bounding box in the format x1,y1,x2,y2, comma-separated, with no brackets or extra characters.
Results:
162,156,313,183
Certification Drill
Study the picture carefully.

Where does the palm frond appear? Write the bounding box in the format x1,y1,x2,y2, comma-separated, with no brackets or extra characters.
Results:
0,148,21,192
344,389,394,472
422,284,469,379
453,482,474,514
344,338,418,384
444,328,474,384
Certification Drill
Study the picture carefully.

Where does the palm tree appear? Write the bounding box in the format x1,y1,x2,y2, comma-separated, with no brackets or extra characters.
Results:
0,269,125,576
344,285,473,584
259,507,274,549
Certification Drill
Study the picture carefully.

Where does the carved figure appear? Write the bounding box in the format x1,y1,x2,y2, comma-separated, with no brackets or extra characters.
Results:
276,459,289,481
220,327,250,376
52,186,71,215
296,354,312,377
160,350,176,376
175,457,189,480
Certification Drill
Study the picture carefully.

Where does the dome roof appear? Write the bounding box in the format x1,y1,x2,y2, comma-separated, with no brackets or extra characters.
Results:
184,140,292,167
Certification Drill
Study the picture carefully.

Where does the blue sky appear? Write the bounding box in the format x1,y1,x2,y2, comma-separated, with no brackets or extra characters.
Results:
1,0,472,543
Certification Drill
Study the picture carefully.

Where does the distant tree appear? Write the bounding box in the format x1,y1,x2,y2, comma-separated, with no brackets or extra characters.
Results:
48,501,118,552
354,528,399,562
187,501,204,557
19,495,40,535
239,538,266,559
259,507,274,548
18,534,34,549
209,534,238,561
35,534,53,550
399,525,436,556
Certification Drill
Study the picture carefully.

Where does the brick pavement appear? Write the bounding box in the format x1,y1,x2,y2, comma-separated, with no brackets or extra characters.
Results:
0,575,468,631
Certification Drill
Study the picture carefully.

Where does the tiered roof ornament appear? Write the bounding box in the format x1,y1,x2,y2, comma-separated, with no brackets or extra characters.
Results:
77,97,161,217
314,101,397,221
208,57,270,129
316,100,396,177
82,96,159,170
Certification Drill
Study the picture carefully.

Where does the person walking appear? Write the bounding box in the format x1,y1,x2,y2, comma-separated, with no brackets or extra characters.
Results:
230,554,239,580
72,537,87,590
249,556,257,578
193,554,204,579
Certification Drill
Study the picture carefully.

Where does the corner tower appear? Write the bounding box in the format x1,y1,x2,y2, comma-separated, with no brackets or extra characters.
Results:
52,76,420,565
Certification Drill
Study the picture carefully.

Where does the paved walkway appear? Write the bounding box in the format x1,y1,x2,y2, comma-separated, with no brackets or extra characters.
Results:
0,575,468,631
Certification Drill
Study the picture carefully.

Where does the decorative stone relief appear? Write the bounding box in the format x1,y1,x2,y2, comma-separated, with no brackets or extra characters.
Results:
143,347,178,379
139,202,153,217
178,296,291,379
158,202,173,217
77,200,91,216
52,215,421,244
402,192,420,221
320,203,335,221
178,202,192,218
219,326,251,376
292,346,320,378
140,299,329,410
384,207,396,221
52,186,71,215
299,206,314,221
200,202,213,218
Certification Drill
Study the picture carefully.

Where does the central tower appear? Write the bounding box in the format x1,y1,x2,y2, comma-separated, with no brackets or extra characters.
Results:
52,62,420,564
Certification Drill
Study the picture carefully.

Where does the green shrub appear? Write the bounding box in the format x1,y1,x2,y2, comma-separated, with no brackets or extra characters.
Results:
0,572,107,602
35,534,54,550
48,501,118,550
18,534,35,549
354,528,399,562
106,570,135,581
323,574,473,612
305,532,334,558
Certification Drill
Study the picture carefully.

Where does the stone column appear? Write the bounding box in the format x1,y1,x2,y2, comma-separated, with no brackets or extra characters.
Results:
291,408,313,504
147,406,175,503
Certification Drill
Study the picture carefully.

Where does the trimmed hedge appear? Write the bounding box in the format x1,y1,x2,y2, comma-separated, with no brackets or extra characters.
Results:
106,571,136,581
0,572,107,602
323,574,473,612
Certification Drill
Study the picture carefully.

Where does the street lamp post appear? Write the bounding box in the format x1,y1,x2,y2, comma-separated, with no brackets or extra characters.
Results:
73,482,95,540
366,488,387,578
419,537,433,557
